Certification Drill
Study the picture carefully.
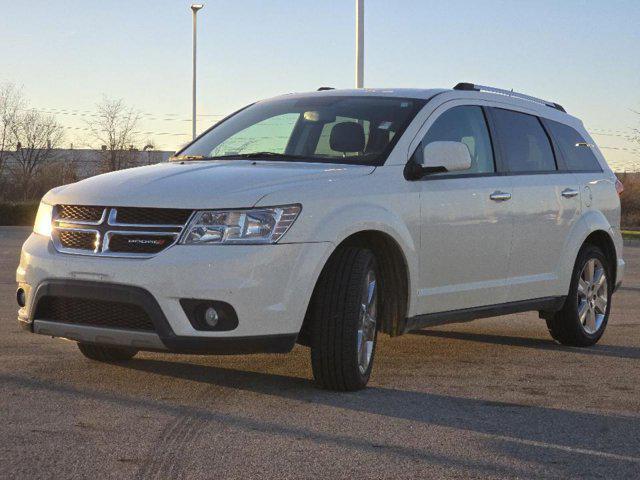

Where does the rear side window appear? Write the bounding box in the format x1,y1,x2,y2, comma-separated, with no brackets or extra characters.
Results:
546,120,602,172
421,106,495,174
491,109,556,173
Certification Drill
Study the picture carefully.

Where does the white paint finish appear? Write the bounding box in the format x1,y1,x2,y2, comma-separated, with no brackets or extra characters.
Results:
574,173,620,228
506,173,581,300
257,164,424,316
417,175,514,312
43,161,374,209
421,141,472,172
19,233,332,337
21,86,626,345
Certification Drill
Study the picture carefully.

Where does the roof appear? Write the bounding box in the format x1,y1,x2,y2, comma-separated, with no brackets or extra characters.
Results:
275,88,448,100
269,86,577,125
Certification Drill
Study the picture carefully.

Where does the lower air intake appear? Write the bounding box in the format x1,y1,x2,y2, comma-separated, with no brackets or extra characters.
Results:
34,296,155,331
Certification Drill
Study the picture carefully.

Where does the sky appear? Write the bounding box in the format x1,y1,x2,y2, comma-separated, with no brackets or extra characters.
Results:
1,0,639,170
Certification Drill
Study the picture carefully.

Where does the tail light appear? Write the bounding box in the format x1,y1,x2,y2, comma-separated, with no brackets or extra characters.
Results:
615,178,624,196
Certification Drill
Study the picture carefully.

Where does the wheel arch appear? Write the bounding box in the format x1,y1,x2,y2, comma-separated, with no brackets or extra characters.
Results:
582,230,617,287
560,211,619,295
297,229,411,345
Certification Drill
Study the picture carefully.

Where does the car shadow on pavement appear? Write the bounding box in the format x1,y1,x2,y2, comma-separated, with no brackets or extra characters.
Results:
114,359,640,464
412,330,640,360
0,372,540,479
3,358,640,477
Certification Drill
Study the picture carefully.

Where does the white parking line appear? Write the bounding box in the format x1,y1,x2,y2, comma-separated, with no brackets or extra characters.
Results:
482,432,640,463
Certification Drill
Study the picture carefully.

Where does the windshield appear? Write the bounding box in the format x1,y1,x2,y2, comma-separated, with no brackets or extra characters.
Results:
175,95,426,166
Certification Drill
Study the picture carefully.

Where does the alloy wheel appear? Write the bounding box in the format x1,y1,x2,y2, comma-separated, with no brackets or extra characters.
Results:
357,269,377,374
577,258,608,334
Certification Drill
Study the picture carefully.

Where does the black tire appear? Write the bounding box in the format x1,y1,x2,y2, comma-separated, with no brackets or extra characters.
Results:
77,343,138,362
546,245,612,347
310,247,379,391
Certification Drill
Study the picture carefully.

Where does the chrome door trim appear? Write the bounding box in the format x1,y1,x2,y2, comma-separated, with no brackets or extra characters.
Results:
489,191,512,201
561,188,579,198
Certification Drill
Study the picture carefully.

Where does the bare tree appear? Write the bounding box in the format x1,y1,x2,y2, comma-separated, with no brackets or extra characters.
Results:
0,82,24,176
89,97,140,172
8,110,64,200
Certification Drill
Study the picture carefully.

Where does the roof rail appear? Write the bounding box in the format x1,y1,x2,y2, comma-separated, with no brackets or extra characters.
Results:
453,83,566,113
317,86,335,91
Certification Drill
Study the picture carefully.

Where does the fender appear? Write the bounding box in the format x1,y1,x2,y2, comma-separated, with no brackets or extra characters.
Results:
559,210,617,294
299,203,419,315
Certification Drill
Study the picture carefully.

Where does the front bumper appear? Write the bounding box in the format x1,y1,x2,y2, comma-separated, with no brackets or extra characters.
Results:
17,233,332,353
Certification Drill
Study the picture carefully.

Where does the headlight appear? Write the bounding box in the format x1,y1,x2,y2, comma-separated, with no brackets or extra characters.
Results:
181,204,301,245
33,202,53,237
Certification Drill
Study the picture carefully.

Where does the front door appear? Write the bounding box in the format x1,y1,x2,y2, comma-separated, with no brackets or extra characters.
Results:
415,105,514,314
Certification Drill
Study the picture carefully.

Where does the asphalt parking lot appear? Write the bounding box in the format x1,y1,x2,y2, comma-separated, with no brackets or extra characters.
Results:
1,226,639,479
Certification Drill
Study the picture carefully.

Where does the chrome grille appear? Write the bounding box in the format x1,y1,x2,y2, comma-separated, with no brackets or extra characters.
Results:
58,229,99,251
113,207,192,226
57,205,106,224
52,205,193,258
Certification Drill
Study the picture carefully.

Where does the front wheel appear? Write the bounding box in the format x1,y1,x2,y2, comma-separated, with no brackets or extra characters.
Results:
546,245,612,347
310,247,379,391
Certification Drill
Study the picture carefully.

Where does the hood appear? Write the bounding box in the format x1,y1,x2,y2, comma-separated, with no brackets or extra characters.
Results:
43,160,375,208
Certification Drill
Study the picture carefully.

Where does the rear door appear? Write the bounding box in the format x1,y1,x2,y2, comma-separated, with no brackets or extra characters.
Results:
413,103,514,314
489,108,581,301
544,119,618,227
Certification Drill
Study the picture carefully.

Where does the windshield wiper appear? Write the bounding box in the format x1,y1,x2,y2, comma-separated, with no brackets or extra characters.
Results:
171,152,310,162
170,154,206,161
205,152,310,161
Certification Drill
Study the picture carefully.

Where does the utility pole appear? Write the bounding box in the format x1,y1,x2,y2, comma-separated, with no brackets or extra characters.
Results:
191,4,204,140
355,0,364,88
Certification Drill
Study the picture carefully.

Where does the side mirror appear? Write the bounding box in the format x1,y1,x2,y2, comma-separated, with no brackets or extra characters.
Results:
420,141,472,172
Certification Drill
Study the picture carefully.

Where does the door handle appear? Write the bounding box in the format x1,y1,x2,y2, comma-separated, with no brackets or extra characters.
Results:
561,188,579,198
490,191,512,201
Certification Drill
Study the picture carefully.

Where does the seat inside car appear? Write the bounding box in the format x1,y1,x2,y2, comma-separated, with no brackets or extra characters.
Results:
329,121,365,154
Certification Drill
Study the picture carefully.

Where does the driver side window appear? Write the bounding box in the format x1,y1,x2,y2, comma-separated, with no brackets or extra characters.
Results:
421,106,495,175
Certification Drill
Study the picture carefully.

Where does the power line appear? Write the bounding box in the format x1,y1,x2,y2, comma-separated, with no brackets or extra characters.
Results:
59,125,190,137
18,106,223,122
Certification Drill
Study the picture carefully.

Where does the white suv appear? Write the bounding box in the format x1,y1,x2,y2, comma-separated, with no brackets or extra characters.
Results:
17,83,625,391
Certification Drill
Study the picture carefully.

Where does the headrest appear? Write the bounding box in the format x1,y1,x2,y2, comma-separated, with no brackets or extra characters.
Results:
329,121,365,153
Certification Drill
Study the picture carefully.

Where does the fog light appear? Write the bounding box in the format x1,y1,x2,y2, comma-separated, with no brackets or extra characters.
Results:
180,299,238,331
16,288,26,308
204,307,219,327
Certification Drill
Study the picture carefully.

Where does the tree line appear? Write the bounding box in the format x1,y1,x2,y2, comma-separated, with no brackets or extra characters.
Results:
0,82,163,202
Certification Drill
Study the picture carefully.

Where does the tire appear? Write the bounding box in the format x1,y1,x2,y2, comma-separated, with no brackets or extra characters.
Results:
546,245,612,347
77,343,138,362
310,247,379,391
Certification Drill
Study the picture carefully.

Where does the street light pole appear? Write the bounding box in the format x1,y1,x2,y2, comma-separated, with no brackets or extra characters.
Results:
355,0,364,88
191,4,204,140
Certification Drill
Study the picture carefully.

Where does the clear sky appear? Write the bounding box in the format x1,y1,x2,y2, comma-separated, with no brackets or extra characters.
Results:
1,0,639,170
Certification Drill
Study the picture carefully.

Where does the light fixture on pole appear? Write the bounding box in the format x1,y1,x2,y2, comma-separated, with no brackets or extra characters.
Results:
191,3,204,140
355,0,364,88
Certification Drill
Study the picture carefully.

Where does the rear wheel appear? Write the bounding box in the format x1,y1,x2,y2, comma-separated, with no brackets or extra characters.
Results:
546,245,612,346
77,343,138,362
310,247,378,391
